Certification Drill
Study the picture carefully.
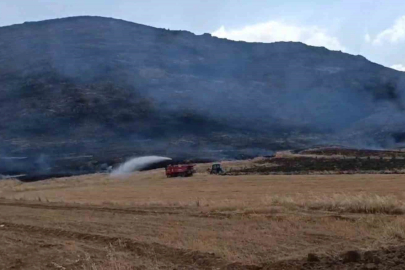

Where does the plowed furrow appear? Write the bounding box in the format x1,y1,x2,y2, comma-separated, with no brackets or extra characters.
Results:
0,200,182,216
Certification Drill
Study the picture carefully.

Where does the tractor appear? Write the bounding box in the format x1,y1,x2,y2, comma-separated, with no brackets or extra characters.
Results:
210,163,224,175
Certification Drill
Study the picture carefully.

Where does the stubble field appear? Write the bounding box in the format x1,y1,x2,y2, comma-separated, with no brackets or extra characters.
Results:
1,163,405,269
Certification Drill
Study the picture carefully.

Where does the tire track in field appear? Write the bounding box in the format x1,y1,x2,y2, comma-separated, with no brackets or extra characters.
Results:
0,200,184,215
0,200,363,222
0,200,258,220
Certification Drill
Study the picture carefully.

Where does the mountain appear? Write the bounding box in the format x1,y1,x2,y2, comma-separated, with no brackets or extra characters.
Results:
1,16,405,178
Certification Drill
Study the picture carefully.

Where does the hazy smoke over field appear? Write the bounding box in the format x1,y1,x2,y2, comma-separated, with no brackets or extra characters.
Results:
111,156,172,176
3,16,405,182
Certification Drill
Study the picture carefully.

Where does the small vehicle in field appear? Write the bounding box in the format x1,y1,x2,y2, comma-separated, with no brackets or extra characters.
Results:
210,163,224,175
165,164,195,178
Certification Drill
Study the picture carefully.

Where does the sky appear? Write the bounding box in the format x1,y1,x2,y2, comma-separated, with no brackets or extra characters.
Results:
1,0,405,71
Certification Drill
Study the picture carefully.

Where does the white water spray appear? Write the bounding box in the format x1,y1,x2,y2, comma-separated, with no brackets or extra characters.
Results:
111,156,172,176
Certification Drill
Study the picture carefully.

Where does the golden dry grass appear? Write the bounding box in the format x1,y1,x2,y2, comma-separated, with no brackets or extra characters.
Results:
2,167,405,267
266,193,405,214
2,171,405,208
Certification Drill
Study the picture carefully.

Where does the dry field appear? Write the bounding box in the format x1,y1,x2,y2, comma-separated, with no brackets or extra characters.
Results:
1,165,405,269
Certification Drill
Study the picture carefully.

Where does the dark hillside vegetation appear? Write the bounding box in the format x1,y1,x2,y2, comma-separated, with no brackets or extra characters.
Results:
1,16,405,178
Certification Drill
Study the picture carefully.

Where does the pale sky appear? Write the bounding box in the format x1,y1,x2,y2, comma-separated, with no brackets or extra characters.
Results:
1,0,405,70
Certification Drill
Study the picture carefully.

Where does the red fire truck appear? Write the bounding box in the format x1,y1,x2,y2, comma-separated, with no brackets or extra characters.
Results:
165,164,195,178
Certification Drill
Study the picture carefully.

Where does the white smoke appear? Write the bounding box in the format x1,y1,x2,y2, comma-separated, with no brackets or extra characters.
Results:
110,156,172,176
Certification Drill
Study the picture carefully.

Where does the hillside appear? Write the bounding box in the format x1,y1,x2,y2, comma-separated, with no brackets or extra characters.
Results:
1,16,405,177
